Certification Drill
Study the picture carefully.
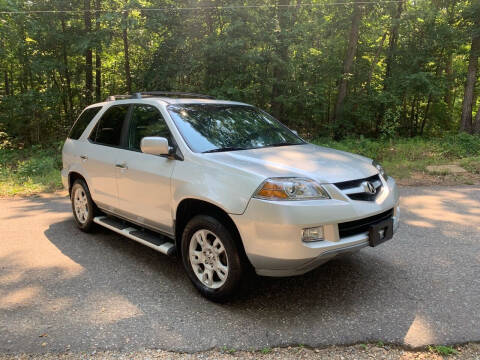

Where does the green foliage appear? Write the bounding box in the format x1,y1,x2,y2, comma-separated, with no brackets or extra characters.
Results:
0,145,63,196
314,134,480,162
260,347,272,354
313,134,480,180
427,345,459,356
0,0,478,145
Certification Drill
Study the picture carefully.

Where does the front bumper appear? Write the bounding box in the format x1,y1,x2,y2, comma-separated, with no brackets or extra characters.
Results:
231,176,400,277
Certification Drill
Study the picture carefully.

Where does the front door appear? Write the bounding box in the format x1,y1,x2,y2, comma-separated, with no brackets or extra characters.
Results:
115,104,176,234
81,104,130,210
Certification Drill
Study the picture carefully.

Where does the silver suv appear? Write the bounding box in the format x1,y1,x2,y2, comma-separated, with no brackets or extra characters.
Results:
62,92,400,301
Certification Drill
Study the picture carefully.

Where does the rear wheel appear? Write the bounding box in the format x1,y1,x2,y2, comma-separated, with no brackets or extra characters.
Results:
181,215,244,302
71,179,97,232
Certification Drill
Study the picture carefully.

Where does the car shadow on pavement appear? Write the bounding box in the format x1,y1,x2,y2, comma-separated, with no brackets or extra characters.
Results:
35,218,418,350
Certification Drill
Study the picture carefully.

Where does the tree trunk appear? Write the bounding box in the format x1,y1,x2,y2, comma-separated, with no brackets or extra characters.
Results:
474,103,480,134
4,71,9,96
409,96,416,137
95,0,102,102
84,0,93,104
203,0,217,91
9,66,13,95
460,19,480,133
444,53,454,113
61,18,73,122
271,0,291,121
122,9,132,94
271,0,301,122
420,95,431,135
384,0,404,89
364,31,387,93
331,0,362,135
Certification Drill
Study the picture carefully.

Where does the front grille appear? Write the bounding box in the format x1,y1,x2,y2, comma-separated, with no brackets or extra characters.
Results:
335,174,380,190
334,174,382,201
338,208,394,238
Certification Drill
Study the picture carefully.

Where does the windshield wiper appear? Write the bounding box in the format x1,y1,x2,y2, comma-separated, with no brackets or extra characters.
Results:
268,142,301,147
202,147,247,153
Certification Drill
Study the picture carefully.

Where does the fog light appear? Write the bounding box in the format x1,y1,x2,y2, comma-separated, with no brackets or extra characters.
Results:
302,226,324,242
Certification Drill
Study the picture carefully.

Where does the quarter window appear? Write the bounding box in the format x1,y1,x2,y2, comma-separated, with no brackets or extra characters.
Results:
68,106,102,140
128,105,172,151
89,105,129,146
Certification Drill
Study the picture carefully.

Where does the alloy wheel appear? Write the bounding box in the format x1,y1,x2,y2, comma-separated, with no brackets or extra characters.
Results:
73,187,89,224
189,229,229,289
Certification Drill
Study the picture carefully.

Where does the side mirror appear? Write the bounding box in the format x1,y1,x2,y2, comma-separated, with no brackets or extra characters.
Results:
140,137,169,156
291,129,298,136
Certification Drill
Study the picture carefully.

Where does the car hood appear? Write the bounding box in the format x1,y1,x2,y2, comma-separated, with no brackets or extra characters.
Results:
203,143,378,184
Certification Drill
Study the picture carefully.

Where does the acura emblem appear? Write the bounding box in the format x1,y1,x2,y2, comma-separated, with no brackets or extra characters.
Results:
362,181,376,195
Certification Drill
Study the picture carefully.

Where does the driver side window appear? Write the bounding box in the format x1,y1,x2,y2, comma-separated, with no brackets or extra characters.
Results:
128,105,172,151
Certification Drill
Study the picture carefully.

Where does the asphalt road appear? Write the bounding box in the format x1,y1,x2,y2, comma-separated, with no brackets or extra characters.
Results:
1,186,479,354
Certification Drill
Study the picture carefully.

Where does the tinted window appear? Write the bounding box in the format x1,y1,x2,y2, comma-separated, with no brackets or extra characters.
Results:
167,104,304,153
128,105,172,151
68,106,102,140
90,105,129,146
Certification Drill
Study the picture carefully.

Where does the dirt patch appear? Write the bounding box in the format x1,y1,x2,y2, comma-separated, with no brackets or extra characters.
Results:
425,164,467,174
396,171,480,186
0,189,68,200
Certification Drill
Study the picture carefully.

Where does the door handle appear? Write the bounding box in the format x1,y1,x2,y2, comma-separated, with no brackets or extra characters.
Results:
115,162,128,170
80,155,88,161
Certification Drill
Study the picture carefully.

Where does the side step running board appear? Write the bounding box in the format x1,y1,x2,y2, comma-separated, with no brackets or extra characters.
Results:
93,216,176,256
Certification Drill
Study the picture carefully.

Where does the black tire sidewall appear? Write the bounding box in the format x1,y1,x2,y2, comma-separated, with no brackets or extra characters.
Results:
70,179,96,232
181,215,243,302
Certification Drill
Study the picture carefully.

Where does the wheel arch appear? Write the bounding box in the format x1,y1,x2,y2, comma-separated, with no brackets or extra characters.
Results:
68,171,87,196
174,198,251,267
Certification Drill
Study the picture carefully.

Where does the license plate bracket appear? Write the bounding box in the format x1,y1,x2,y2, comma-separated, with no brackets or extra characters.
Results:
369,218,394,247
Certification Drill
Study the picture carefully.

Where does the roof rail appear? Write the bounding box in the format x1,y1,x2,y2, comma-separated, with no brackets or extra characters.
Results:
105,91,216,102
105,94,132,101
133,91,216,100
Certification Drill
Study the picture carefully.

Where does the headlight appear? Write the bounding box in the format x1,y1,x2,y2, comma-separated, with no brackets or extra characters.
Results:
373,160,388,179
253,177,330,200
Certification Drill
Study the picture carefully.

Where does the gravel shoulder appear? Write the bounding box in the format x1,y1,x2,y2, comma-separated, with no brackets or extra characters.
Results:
1,343,479,360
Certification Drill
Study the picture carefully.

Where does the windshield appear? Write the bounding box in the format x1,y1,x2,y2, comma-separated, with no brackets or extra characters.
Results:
167,104,305,153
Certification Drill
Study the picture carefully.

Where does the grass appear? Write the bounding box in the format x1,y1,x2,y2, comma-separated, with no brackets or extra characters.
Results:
1,133,479,197
260,347,272,354
427,345,459,356
0,144,63,197
313,133,480,181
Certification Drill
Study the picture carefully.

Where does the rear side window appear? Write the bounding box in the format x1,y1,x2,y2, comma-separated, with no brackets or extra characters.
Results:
128,105,172,151
89,105,129,146
68,106,102,140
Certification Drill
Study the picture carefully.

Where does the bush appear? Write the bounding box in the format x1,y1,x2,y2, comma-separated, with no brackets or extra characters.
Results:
0,144,63,196
16,157,57,180
313,134,480,162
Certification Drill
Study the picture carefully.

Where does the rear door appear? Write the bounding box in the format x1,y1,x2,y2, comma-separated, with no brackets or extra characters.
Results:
81,104,130,211
115,104,176,235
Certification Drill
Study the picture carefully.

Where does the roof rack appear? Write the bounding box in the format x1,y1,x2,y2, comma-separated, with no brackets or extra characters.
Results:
105,94,132,102
133,91,216,100
105,91,216,102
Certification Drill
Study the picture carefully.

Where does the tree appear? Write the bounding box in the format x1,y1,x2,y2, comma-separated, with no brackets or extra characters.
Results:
122,7,132,93
84,0,93,103
460,6,480,133
331,0,362,136
95,0,102,102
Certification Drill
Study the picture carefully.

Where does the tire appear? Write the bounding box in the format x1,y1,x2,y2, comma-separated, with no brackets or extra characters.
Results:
181,215,244,302
70,179,98,232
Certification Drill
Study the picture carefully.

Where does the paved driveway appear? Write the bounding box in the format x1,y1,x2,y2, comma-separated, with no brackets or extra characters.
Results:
1,186,479,354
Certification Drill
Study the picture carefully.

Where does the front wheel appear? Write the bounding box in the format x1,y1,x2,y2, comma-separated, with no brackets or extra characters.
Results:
181,215,244,302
